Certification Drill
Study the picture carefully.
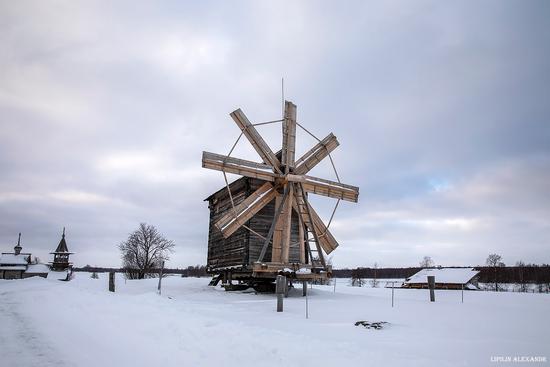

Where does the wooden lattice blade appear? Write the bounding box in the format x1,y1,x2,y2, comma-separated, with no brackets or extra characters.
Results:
202,151,276,182
292,187,339,255
215,182,277,238
230,109,281,173
282,101,297,170
287,174,359,203
294,133,339,175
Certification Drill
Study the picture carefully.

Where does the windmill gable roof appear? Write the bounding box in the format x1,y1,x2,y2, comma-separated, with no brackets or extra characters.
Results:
404,268,479,285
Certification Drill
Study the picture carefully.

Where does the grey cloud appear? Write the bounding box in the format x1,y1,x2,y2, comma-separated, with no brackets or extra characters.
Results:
1,1,549,268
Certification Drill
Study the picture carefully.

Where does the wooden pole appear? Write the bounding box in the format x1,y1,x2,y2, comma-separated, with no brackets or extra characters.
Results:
461,283,464,303
305,288,309,319
333,277,337,293
302,280,307,297
158,260,165,295
391,281,395,307
109,272,115,292
427,275,435,302
276,275,286,312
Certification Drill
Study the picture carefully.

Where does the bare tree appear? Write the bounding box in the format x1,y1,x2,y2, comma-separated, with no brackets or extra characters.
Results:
119,223,175,279
419,256,435,268
486,253,503,291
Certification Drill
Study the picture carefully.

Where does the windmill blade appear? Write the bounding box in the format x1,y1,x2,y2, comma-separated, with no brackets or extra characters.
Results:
294,133,339,175
292,187,339,255
287,174,359,203
230,109,282,173
215,182,277,238
202,151,276,182
281,101,297,171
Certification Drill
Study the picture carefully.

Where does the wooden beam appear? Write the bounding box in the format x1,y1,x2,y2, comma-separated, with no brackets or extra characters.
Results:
282,101,297,171
257,190,289,262
230,109,281,173
294,133,339,175
287,174,359,203
202,151,277,182
295,197,306,264
215,182,277,238
271,194,283,263
281,183,294,263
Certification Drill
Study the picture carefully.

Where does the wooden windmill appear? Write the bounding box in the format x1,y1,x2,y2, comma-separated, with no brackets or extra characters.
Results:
203,101,358,286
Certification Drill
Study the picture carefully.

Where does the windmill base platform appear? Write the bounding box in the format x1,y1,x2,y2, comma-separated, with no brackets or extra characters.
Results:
207,262,332,292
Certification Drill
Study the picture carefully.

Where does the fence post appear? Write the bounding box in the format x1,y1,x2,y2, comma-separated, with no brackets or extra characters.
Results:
158,260,165,295
391,281,395,307
427,275,435,302
109,272,115,292
305,288,309,319
333,277,337,293
276,275,286,312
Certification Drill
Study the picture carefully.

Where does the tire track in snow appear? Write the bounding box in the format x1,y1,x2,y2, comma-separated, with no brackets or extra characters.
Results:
0,290,66,367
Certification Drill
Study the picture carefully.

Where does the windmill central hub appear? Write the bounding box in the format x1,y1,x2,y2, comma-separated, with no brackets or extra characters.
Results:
274,176,288,188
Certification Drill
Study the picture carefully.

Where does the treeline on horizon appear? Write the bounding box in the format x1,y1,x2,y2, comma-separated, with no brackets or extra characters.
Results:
76,264,550,283
337,265,550,284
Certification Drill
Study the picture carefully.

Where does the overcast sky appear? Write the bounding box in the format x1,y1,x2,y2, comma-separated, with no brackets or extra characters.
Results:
1,1,549,269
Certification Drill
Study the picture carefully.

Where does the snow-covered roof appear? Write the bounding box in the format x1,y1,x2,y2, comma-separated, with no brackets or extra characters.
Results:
0,265,27,271
25,264,50,274
404,268,479,285
0,254,30,265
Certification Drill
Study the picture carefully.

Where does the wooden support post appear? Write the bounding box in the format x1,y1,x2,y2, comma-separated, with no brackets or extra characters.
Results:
158,260,164,295
228,271,232,285
276,275,286,312
427,275,435,302
272,195,283,263
109,272,115,292
284,278,289,298
302,280,307,297
461,283,464,303
281,184,294,264
391,281,395,307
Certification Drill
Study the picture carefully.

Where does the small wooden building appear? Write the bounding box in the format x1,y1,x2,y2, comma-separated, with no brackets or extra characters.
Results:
0,234,32,280
402,268,480,290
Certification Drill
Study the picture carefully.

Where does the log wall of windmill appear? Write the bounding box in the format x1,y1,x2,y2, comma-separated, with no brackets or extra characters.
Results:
244,179,302,265
206,177,303,270
206,178,250,269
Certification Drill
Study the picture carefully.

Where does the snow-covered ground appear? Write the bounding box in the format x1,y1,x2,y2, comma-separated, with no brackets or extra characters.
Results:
1,273,548,366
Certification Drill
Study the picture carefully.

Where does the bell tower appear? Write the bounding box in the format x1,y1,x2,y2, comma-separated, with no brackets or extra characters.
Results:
49,228,73,271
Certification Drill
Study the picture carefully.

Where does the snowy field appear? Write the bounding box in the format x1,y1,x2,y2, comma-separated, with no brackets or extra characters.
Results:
1,273,548,367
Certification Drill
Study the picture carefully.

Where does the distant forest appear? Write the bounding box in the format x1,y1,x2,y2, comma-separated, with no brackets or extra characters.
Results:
336,265,550,284
76,264,550,284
